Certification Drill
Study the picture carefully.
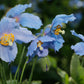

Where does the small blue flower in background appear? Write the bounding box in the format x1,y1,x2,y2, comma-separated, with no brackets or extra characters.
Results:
27,36,55,57
6,3,43,29
0,17,35,62
70,12,82,27
42,14,76,52
69,0,84,8
0,4,6,10
71,30,84,56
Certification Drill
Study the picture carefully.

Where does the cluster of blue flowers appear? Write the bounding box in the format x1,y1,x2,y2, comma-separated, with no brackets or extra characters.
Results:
0,3,77,63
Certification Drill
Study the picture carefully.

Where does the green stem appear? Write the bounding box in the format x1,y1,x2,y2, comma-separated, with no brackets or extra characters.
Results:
0,63,6,84
14,46,26,80
20,57,29,83
28,57,37,84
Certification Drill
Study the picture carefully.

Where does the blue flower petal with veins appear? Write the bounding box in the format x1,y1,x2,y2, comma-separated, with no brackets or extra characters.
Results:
6,4,43,29
52,14,76,30
71,42,84,56
0,17,35,62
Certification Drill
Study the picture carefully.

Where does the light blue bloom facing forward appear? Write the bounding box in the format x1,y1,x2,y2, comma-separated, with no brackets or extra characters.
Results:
0,17,35,62
71,30,84,56
6,3,42,29
27,36,55,57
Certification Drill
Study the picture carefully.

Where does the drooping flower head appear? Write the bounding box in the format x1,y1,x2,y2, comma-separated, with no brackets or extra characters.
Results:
6,3,43,29
42,14,76,52
0,17,35,62
71,30,84,56
27,36,55,57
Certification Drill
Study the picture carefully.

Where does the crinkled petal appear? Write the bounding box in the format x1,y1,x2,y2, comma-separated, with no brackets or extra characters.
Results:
0,42,17,62
27,39,38,56
71,30,84,41
37,49,48,57
52,14,76,30
0,17,19,36
53,40,64,51
19,13,43,29
71,42,84,56
6,3,32,17
38,35,55,42
51,34,64,51
12,27,35,43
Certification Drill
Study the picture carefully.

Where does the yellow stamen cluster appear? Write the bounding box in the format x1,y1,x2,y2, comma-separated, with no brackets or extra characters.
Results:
37,40,43,50
0,33,14,46
54,25,65,35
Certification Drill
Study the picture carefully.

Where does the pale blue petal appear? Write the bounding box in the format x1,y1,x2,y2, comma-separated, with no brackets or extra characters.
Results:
71,30,84,41
71,42,84,56
52,14,76,30
19,13,43,29
52,34,64,51
38,35,55,42
37,49,48,57
53,40,64,51
0,42,17,62
27,39,38,56
6,3,32,17
0,17,19,36
12,27,35,43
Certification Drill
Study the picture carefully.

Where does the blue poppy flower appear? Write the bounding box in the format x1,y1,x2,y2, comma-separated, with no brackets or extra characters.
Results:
51,14,76,33
27,36,55,57
0,4,6,10
41,14,76,52
6,3,43,29
71,30,84,56
0,17,35,62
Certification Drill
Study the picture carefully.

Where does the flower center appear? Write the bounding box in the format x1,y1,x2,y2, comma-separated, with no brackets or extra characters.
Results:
37,40,43,50
54,25,65,35
0,33,14,46
14,16,19,22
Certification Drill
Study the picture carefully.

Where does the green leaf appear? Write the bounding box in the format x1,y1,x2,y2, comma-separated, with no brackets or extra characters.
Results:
57,68,69,84
31,81,42,84
38,57,50,72
69,77,77,84
6,80,17,84
70,53,84,84
22,80,42,84
48,56,57,68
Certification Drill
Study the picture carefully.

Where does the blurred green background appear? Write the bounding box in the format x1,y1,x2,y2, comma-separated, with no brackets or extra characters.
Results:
0,0,84,84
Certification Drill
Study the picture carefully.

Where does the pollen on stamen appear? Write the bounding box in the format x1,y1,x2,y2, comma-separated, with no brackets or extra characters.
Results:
54,25,65,35
0,33,14,46
14,17,19,22
37,41,43,50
